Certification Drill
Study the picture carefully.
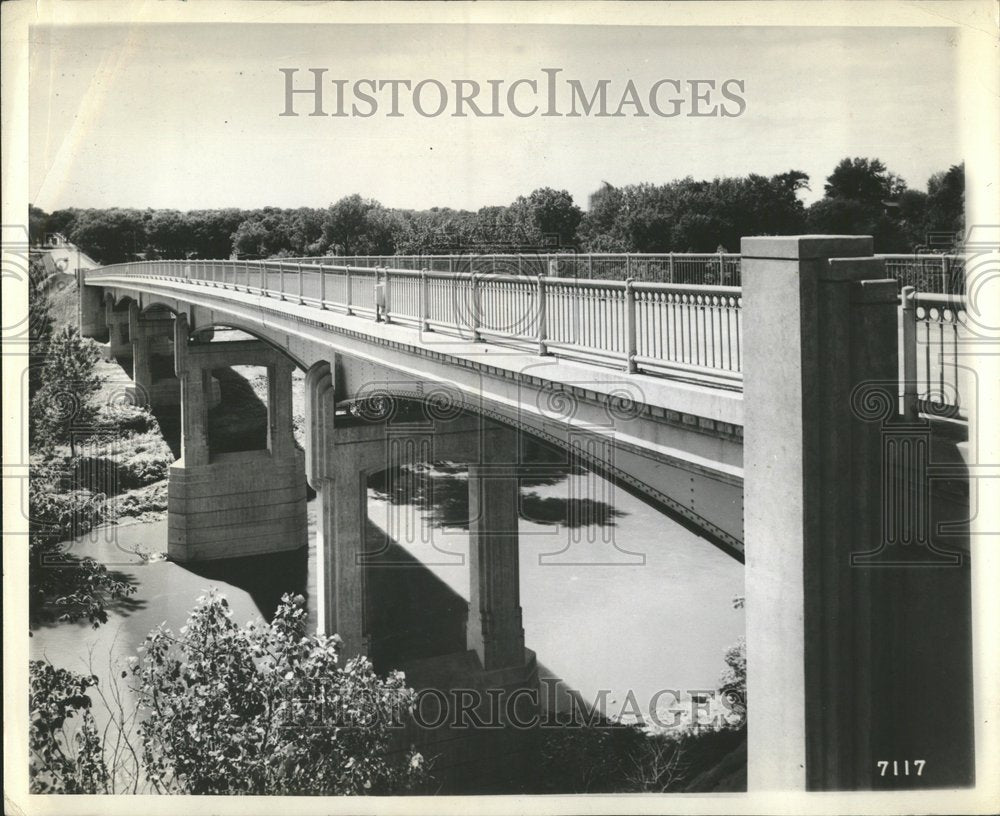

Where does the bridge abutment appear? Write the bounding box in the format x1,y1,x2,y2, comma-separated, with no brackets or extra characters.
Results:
167,316,307,561
77,275,107,340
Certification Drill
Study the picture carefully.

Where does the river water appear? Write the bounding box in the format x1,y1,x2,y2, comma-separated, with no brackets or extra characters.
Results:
30,457,743,728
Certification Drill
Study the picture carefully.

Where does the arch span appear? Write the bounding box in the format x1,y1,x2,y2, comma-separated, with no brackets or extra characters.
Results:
331,385,744,563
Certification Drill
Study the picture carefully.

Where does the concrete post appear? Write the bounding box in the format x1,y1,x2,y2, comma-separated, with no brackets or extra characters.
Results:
304,360,368,657
420,270,430,331
130,311,153,405
536,275,548,356
624,279,637,374
174,314,209,467
78,280,107,340
741,235,909,791
900,286,919,420
466,428,525,671
104,300,131,359
323,470,368,659
268,359,295,458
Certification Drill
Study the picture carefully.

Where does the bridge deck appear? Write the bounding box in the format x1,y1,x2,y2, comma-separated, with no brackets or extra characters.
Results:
87,270,745,431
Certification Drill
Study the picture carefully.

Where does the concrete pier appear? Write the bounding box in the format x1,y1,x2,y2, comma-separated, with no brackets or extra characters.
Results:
167,317,307,561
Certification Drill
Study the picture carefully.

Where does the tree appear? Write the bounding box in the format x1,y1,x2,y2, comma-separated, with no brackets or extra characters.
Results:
231,218,271,258
925,162,965,241
67,208,148,264
806,196,909,253
321,194,392,256
511,187,583,248
577,183,630,251
823,157,906,205
132,591,426,795
577,172,809,254
31,326,102,455
29,661,108,793
28,257,54,400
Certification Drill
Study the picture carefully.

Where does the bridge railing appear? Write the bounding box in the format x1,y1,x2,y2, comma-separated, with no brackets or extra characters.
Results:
901,287,968,418
84,259,967,407
87,259,744,386
273,251,968,293
283,252,743,286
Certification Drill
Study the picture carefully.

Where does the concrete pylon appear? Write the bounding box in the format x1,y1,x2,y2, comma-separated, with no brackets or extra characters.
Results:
104,298,131,359
167,328,307,562
78,277,107,340
304,359,369,659
466,427,525,671
741,235,974,792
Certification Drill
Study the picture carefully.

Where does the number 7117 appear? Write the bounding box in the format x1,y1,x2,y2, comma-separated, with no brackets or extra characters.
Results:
877,760,926,777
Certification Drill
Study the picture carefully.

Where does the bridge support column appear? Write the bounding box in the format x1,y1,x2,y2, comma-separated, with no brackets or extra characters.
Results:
128,303,153,404
466,433,525,670
742,235,973,791
167,321,307,561
103,299,131,360
304,360,369,658
78,280,107,340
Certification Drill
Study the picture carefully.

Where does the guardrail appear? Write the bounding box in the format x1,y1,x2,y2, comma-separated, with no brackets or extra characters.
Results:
900,286,967,418
85,259,969,412
281,252,742,286
86,259,744,386
881,254,966,295
274,251,967,293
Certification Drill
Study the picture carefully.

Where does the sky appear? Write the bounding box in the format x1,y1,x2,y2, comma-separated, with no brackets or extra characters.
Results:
29,23,962,213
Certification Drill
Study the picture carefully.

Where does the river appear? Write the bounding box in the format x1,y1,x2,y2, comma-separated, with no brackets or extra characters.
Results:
31,456,743,731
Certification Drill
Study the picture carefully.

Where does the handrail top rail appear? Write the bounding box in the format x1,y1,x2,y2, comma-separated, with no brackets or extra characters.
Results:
910,291,967,306
85,261,744,294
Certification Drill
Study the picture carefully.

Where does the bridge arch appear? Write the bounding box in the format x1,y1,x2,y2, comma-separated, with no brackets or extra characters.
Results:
333,385,744,563
190,320,311,373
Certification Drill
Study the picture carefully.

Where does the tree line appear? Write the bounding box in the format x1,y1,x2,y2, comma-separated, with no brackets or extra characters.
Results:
30,157,964,264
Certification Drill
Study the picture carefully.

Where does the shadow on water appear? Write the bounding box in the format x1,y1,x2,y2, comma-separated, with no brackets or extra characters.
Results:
181,546,309,624
365,520,468,668
368,439,627,531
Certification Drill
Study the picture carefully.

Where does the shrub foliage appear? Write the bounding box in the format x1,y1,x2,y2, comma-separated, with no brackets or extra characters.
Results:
131,591,426,795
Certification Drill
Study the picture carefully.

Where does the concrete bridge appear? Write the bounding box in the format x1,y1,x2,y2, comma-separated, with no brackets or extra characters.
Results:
78,236,973,792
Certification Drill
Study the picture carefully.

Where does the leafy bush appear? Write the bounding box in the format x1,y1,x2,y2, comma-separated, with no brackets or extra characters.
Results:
28,468,135,629
93,403,160,435
132,591,426,795
29,661,108,793
31,326,102,455
115,482,168,518
66,431,173,494
539,718,649,793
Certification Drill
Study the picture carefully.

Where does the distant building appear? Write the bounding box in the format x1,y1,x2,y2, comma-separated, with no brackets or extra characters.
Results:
43,232,69,248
